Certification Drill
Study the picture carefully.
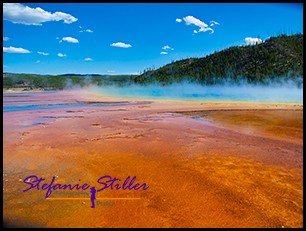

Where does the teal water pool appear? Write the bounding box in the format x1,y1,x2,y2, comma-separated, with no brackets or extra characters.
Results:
90,83,303,103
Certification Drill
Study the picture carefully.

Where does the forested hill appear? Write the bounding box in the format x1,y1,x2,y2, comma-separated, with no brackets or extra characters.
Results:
3,34,303,90
134,34,303,85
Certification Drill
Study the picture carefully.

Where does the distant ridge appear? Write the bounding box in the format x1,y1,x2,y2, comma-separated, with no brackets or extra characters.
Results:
3,34,303,90
134,34,303,85
58,74,103,77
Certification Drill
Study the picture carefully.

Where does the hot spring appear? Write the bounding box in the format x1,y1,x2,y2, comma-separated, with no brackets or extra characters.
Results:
89,81,303,103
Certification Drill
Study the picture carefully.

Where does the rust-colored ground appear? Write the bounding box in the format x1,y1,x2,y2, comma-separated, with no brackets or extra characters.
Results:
3,90,303,228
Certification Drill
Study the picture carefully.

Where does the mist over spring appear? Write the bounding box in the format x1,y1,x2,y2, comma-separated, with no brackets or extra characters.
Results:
89,78,303,103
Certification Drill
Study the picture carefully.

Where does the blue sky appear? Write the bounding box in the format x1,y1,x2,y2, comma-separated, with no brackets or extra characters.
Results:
3,3,303,75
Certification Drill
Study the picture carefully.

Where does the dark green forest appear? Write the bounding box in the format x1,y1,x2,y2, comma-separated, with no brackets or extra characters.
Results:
134,34,303,85
3,34,303,90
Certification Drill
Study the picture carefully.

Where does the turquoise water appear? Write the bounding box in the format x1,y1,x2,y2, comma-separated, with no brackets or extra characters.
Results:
3,82,303,114
90,83,303,103
3,101,127,112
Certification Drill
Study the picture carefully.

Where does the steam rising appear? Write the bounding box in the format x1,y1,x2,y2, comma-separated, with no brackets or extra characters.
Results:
88,78,303,103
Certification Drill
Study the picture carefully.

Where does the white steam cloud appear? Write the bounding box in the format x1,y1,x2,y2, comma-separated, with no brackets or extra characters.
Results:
88,78,302,103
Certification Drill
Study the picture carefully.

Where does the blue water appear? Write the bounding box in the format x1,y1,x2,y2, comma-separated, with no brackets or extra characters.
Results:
3,102,126,112
90,83,303,103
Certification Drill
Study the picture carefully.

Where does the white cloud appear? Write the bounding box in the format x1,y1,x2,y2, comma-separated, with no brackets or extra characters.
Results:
210,20,220,26
110,42,132,48
3,37,9,41
245,37,263,46
107,70,115,73
182,16,215,34
61,37,79,43
162,45,174,50
80,29,93,33
37,51,49,56
57,53,67,57
176,18,182,23
193,30,198,34
3,3,77,26
36,60,41,64
160,51,168,55
184,16,208,28
199,27,214,33
79,26,82,29
84,57,93,61
3,46,30,53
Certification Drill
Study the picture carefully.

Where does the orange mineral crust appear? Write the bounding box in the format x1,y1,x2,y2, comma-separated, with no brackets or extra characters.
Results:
3,90,303,228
